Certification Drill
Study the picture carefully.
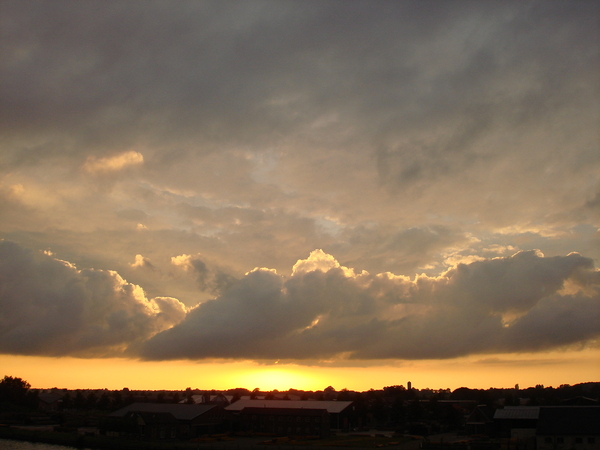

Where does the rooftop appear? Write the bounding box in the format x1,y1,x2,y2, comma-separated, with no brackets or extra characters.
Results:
226,399,353,414
494,406,540,420
109,402,217,421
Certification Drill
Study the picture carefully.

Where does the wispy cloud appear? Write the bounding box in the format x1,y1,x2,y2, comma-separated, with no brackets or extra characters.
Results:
83,151,144,174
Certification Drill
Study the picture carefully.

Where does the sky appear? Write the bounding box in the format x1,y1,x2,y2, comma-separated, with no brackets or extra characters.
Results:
1,0,599,392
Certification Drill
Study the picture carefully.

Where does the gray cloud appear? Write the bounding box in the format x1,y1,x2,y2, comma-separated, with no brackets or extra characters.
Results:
0,1,598,365
171,253,238,296
141,249,600,361
0,241,186,356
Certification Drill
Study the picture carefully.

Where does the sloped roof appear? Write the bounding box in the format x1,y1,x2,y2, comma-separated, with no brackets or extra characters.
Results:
536,406,600,436
109,402,217,421
132,411,179,425
226,399,353,414
38,392,64,404
561,396,599,406
241,407,329,416
466,405,495,424
494,406,540,420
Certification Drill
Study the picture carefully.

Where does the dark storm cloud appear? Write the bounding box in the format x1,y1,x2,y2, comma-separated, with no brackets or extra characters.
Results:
1,0,597,234
141,249,600,361
0,241,186,356
2,1,596,168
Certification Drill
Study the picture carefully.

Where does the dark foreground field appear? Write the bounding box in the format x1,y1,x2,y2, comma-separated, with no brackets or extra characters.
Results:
0,426,417,450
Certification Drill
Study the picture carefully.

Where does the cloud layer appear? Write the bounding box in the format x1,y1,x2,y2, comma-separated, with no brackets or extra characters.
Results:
0,1,598,365
4,241,596,362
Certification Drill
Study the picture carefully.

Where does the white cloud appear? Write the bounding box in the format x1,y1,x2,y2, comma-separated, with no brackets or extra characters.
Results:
130,254,154,270
292,249,355,277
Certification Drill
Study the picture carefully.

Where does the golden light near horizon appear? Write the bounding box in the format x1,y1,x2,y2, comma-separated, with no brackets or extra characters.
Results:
1,350,599,393
234,366,323,392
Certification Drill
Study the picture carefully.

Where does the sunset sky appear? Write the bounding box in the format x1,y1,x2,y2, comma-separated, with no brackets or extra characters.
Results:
1,1,599,392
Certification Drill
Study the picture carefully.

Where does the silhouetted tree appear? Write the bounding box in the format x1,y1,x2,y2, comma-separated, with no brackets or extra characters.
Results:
503,391,517,406
86,392,98,409
383,385,407,398
185,387,194,404
97,393,111,410
61,393,73,410
74,392,86,409
111,391,123,409
371,396,387,425
389,397,407,430
0,376,31,405
338,388,353,401
451,387,477,401
407,398,424,422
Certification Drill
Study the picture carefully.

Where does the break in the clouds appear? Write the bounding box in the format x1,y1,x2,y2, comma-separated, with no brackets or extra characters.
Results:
0,1,599,364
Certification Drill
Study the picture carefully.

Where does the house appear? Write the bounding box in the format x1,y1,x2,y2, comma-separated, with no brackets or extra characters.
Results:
493,406,539,439
536,406,600,450
239,407,330,437
225,399,355,432
105,402,230,440
37,392,64,412
465,405,495,435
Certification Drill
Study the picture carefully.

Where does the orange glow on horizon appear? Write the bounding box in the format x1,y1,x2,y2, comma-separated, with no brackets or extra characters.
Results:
1,349,598,392
234,366,322,392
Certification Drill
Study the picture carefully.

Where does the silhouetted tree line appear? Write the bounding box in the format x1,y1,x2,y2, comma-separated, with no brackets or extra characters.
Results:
1,374,598,433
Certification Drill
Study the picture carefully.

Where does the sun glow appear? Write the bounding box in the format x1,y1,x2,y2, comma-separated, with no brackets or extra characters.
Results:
236,367,322,392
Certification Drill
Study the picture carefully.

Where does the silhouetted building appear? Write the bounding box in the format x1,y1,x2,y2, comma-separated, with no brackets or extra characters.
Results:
465,405,495,435
493,406,539,439
37,392,63,412
226,399,355,432
536,406,600,450
105,402,230,440
239,407,330,437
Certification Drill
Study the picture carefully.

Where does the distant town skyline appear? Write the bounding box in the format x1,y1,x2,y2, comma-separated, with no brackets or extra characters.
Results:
1,1,599,392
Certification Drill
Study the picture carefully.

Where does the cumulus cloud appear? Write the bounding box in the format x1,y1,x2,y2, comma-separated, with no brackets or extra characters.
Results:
141,249,600,361
0,241,186,357
1,241,597,362
130,254,155,270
